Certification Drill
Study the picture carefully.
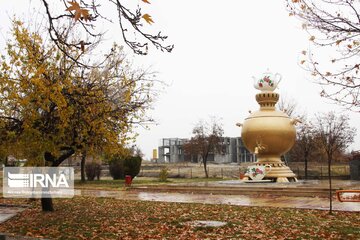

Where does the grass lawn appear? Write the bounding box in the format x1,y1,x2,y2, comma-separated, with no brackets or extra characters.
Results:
74,177,226,189
0,196,359,239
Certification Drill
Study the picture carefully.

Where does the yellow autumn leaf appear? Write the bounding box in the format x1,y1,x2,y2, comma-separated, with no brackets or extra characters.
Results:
142,14,154,25
309,36,315,41
336,40,342,45
300,60,305,64
142,0,151,3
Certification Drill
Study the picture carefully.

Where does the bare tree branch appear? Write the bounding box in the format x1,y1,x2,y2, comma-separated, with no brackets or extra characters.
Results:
287,0,360,111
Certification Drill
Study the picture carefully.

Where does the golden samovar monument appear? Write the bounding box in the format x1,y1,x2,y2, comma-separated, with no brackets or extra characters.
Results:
238,71,298,182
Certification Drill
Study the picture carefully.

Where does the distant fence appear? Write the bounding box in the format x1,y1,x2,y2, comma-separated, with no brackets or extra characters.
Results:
137,163,351,179
288,164,350,180
137,164,247,179
70,162,351,180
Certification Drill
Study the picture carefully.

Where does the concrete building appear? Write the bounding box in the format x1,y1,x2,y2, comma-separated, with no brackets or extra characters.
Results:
158,138,187,163
158,137,255,164
234,137,255,163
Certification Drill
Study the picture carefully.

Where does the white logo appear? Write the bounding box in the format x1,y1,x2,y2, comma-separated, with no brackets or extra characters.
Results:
3,167,74,198
8,172,69,188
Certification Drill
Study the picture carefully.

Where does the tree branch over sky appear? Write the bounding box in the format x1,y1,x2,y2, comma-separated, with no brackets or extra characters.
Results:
287,0,360,111
38,0,173,66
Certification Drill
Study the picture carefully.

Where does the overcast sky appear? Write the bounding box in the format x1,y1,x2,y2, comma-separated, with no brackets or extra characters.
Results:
1,0,359,159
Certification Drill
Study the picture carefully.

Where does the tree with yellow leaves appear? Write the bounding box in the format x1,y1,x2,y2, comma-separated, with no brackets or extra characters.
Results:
0,20,157,211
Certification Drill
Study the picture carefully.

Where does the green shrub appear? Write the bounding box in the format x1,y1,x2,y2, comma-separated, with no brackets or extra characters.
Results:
109,156,124,180
109,155,142,180
124,156,142,178
85,162,102,181
159,167,169,182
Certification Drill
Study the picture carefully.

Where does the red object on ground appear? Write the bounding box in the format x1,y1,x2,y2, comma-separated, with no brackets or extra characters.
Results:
125,175,132,186
336,190,360,202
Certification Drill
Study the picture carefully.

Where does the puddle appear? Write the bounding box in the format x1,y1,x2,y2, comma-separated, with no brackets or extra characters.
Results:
77,189,360,212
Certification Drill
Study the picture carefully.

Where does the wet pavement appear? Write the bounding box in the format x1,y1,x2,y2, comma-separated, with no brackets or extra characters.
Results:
169,179,360,189
76,188,360,212
74,180,360,212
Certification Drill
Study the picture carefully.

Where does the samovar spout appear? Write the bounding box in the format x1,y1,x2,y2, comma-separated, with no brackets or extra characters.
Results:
254,140,266,154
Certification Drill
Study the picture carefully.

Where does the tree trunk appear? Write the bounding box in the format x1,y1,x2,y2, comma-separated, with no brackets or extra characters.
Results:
304,155,308,180
41,198,54,212
81,151,87,182
4,156,8,166
328,156,333,215
41,149,75,212
203,156,208,178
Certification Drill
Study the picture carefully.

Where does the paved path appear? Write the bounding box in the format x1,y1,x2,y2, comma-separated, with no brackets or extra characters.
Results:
0,207,25,224
76,179,360,212
76,188,360,212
